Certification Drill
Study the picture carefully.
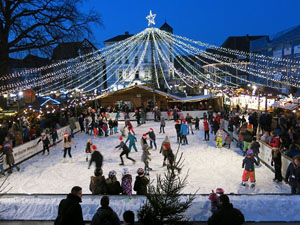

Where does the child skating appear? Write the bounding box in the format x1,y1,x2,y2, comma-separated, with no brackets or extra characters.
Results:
37,132,51,155
62,133,76,163
215,128,224,148
126,131,138,152
223,134,231,149
242,149,259,188
146,128,157,150
203,118,209,141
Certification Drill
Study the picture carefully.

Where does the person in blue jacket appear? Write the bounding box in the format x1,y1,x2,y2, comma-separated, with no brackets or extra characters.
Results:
126,131,138,152
180,120,189,145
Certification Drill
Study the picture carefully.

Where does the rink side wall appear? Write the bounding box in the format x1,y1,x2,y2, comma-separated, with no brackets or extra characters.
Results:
223,120,292,178
0,194,300,222
3,123,80,170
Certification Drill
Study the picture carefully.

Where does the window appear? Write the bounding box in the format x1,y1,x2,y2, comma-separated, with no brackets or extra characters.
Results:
119,71,123,79
135,70,139,79
145,70,150,79
135,56,138,66
238,75,247,84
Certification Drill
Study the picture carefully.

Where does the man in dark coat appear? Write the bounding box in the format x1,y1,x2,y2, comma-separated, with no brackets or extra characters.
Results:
115,137,135,166
91,196,120,225
89,145,103,172
285,155,300,194
55,186,85,225
208,195,244,225
79,114,85,133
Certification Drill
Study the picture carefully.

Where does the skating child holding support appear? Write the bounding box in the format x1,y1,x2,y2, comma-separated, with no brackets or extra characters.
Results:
242,149,259,188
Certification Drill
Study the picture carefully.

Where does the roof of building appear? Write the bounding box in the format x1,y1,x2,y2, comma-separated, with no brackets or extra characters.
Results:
96,84,218,102
160,22,173,33
221,35,268,52
104,32,133,43
52,39,99,60
9,55,51,68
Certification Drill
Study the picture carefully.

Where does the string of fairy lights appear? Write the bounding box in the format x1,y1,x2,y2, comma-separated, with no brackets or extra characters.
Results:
3,10,300,111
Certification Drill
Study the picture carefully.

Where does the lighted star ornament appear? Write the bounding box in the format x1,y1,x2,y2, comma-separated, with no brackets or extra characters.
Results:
146,10,156,27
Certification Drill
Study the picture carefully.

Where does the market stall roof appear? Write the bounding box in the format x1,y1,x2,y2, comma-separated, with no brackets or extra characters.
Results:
271,102,298,110
96,85,218,102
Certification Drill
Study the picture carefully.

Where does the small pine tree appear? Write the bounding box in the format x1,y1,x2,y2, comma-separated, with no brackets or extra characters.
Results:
138,149,196,225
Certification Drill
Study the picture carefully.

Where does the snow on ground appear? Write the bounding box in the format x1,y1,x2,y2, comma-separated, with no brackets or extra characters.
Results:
1,120,290,194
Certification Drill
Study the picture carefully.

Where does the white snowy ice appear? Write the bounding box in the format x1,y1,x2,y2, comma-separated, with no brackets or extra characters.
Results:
1,120,299,222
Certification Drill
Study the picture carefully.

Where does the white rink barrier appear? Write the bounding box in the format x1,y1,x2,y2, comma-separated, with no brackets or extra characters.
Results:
0,194,299,222
105,110,208,121
223,120,292,177
3,122,80,170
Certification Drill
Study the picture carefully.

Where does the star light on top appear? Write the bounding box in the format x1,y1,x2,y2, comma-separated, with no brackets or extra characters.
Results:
146,10,156,27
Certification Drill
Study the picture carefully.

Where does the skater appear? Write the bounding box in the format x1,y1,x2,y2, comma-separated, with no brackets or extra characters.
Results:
215,128,224,148
62,133,76,163
102,119,109,137
88,145,103,173
251,137,260,164
185,113,194,134
180,120,188,145
126,131,138,152
108,118,114,135
125,119,135,135
90,196,120,225
134,168,149,195
113,119,118,134
3,137,20,173
50,128,58,146
69,114,76,138
242,149,259,188
89,168,107,195
78,114,85,133
175,120,181,143
271,148,282,182
141,134,152,174
140,108,146,124
160,136,171,167
195,116,200,130
55,186,84,225
242,125,253,155
160,116,166,134
0,145,5,177
121,168,132,196
37,132,51,155
146,128,157,150
285,155,300,194
203,118,210,141
134,109,141,126
115,137,135,166
85,139,93,162
84,116,90,134
105,170,122,195
223,134,231,149
212,118,219,135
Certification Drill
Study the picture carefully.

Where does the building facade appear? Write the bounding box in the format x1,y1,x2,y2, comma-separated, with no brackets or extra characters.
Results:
103,22,174,91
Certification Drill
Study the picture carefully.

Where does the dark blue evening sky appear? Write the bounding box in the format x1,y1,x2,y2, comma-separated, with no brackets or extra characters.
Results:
83,0,300,48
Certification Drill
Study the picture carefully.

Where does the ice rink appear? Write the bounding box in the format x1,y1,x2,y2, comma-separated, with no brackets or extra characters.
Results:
1,120,290,194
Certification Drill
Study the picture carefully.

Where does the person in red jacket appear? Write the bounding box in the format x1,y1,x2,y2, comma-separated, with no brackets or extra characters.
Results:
269,131,280,148
203,118,209,141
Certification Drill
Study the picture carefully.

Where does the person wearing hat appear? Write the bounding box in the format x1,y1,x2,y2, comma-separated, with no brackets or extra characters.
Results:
134,168,149,195
105,170,122,195
140,134,152,174
85,139,93,162
0,145,4,177
160,136,171,167
242,149,259,188
146,128,157,150
90,196,121,225
121,168,132,196
175,120,182,143
88,145,103,173
37,132,51,155
180,120,188,145
126,131,138,152
89,168,107,195
115,137,135,166
62,133,76,163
